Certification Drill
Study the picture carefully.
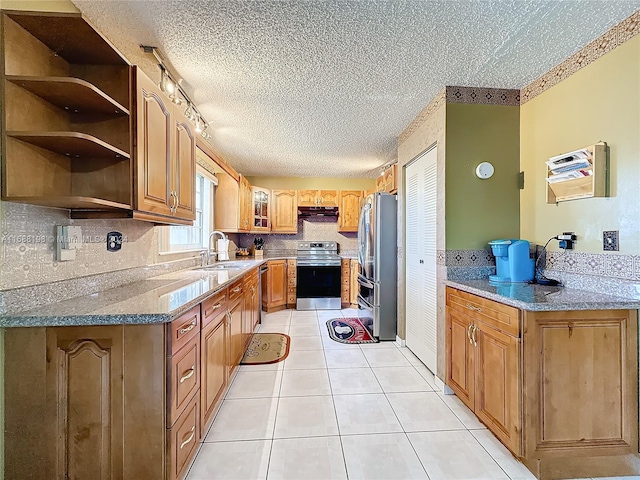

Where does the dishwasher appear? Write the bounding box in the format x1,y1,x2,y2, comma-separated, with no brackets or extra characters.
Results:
259,263,268,322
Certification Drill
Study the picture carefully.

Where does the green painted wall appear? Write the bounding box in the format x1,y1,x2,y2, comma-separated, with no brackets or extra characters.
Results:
245,176,375,190
520,36,640,254
445,103,521,250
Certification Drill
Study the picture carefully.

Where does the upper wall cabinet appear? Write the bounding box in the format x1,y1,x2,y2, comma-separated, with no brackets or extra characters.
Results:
251,186,270,232
213,172,252,233
271,190,298,234
376,164,397,194
0,11,195,225
298,190,338,207
1,11,133,212
337,190,363,232
135,68,195,224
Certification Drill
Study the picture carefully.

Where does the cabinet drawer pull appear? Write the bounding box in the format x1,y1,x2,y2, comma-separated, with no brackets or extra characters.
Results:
210,302,222,311
178,320,197,335
465,303,482,313
231,287,241,293
179,426,195,450
179,366,196,383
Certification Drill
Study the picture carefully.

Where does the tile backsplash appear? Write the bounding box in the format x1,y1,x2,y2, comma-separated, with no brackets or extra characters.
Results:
239,217,357,254
0,202,160,290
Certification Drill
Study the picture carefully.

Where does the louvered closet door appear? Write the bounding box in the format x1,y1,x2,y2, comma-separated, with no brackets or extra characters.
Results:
405,146,438,373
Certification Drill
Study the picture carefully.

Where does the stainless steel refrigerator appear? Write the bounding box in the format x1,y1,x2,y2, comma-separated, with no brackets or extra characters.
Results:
357,192,398,340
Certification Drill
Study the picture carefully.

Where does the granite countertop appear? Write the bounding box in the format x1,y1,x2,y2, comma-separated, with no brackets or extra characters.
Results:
0,259,268,328
446,279,640,311
0,253,361,328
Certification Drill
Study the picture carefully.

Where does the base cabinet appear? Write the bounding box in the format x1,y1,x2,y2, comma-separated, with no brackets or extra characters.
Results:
446,287,639,479
4,270,263,480
263,259,287,312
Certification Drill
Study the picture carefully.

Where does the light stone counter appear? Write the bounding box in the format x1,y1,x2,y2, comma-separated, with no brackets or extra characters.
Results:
0,260,268,327
446,279,640,311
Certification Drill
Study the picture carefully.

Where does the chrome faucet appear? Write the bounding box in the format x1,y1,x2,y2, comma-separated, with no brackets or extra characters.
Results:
207,230,228,264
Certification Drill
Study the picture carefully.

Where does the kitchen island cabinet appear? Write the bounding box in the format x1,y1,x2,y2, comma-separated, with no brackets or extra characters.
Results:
445,284,639,480
3,265,264,480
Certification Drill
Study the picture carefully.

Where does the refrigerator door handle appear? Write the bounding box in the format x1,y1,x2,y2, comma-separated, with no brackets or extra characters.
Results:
357,274,375,289
357,203,367,267
357,294,373,310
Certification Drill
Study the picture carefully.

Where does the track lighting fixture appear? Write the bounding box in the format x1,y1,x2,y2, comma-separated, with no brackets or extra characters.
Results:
141,45,211,142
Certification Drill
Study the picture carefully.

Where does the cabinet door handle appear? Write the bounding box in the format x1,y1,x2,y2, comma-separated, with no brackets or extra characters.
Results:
467,323,473,344
179,426,196,450
232,287,241,293
471,324,478,347
178,320,197,335
466,303,482,313
226,312,231,325
179,366,196,383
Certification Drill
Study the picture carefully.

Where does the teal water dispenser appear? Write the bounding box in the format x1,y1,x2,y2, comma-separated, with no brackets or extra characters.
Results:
488,239,534,283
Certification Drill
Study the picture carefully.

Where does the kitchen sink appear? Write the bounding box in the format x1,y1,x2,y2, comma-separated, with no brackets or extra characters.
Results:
197,260,256,270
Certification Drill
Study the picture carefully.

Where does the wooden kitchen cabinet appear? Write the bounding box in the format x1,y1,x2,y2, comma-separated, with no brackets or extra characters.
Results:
350,259,359,307
200,307,227,433
239,175,253,232
338,190,363,232
341,258,351,307
135,68,195,224
243,267,260,344
286,259,297,307
446,288,521,454
263,259,287,312
271,189,298,233
384,164,397,193
446,287,639,479
251,186,271,232
3,268,266,480
298,189,338,207
1,11,134,214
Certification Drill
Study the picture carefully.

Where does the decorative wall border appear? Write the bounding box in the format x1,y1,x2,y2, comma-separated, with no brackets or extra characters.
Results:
444,249,495,267
521,10,640,104
399,88,446,144
399,10,640,142
545,251,640,281
446,86,520,106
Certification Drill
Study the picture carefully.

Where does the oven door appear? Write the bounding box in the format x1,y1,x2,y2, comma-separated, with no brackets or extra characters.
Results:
296,265,341,298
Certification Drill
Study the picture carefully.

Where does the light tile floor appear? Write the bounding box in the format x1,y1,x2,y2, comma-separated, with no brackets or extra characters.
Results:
186,309,603,480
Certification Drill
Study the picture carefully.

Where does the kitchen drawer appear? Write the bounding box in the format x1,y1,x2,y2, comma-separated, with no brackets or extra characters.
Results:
287,277,296,286
168,336,200,426
287,259,297,268
169,305,201,355
342,277,350,285
341,258,350,267
287,286,296,294
446,287,520,337
228,279,244,301
168,392,200,480
201,289,227,328
243,267,259,285
287,266,296,276
287,295,296,304
341,284,350,293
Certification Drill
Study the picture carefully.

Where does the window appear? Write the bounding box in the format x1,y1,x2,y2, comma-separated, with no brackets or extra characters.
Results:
159,167,216,253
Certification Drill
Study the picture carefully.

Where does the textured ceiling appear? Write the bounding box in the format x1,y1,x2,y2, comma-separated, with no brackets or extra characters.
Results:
73,1,640,178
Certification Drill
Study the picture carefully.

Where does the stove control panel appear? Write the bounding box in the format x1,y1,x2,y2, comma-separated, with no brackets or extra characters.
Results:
297,241,337,252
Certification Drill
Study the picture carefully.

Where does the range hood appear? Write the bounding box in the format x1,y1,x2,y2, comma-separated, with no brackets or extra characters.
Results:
297,206,339,217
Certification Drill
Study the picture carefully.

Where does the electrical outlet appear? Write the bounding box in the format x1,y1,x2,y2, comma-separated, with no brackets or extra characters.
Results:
558,231,576,250
603,230,619,251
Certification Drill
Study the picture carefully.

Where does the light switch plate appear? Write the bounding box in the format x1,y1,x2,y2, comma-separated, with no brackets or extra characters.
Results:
603,230,619,251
